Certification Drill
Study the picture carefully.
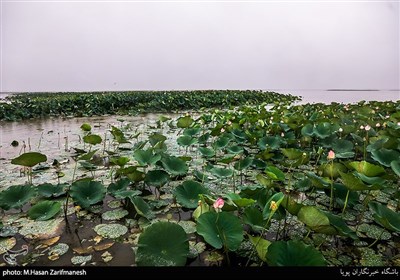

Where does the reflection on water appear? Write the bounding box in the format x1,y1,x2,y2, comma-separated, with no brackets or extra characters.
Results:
0,113,178,160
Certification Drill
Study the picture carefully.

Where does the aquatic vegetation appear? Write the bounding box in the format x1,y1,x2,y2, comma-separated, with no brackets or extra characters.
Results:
0,96,399,267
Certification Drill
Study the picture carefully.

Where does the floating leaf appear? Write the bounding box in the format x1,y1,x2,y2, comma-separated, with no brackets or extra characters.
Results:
188,241,206,258
28,201,61,221
101,209,129,221
80,123,91,132
177,116,194,128
11,152,47,167
210,167,233,178
107,178,131,196
83,134,102,145
134,149,161,166
234,157,252,171
198,147,215,158
94,224,128,239
161,156,188,176
136,222,189,266
70,180,106,209
19,218,65,240
0,185,35,210
145,170,169,187
71,255,92,265
37,183,67,198
266,240,326,266
0,237,16,254
196,212,243,251
174,180,209,209
178,220,197,234
177,135,197,147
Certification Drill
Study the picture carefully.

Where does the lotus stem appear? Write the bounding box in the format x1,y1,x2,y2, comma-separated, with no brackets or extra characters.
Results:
329,160,334,210
342,190,350,215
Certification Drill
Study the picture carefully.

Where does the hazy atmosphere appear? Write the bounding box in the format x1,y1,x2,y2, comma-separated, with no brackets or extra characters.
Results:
1,0,399,92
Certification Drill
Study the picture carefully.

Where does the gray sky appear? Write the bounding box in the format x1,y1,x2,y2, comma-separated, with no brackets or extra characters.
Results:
1,0,399,92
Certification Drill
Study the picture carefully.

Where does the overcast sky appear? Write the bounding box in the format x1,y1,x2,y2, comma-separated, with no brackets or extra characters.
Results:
1,0,399,92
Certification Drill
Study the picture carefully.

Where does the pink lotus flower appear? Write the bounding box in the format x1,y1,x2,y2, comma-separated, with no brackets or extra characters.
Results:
213,198,224,211
365,125,371,131
327,150,335,160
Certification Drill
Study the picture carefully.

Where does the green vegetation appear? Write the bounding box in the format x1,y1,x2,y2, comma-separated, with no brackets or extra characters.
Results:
0,95,399,267
0,90,299,121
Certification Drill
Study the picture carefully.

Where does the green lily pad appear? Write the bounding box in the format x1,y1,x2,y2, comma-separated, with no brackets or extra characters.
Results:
48,243,69,257
28,201,61,221
83,134,102,145
323,212,358,239
332,139,354,158
148,133,166,147
70,180,106,209
107,178,131,196
390,160,400,177
234,157,253,171
80,123,91,132
371,148,400,167
258,136,281,150
226,145,243,155
196,212,243,251
129,196,155,220
265,166,285,181
11,152,47,167
94,224,128,239
297,206,331,233
161,156,188,176
213,136,230,150
134,149,161,166
210,167,233,178
174,180,209,209
357,223,391,240
266,240,326,266
37,183,67,198
136,222,189,266
348,161,385,177
145,170,169,187
369,202,400,232
177,116,194,128
183,127,201,137
0,185,36,210
339,171,382,191
177,135,197,147
198,147,215,158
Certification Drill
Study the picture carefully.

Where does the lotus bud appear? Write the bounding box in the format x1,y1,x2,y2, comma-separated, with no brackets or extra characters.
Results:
327,150,335,160
213,198,224,212
270,201,278,211
365,125,371,131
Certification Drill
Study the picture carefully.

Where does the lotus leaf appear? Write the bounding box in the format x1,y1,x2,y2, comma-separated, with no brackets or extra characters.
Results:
37,183,67,198
94,224,128,239
0,185,35,210
197,212,243,251
174,180,209,209
28,201,61,221
266,240,326,266
11,152,47,167
145,170,169,187
348,161,385,177
136,222,189,266
83,134,102,145
70,180,106,209
371,148,400,167
161,156,188,176
369,202,400,232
